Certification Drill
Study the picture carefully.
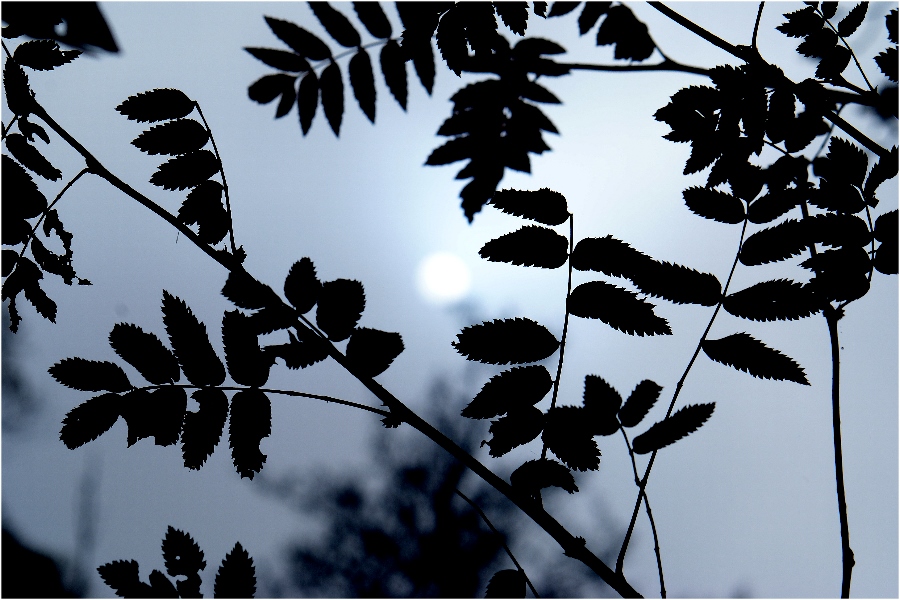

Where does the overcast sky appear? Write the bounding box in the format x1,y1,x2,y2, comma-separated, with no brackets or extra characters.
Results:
2,2,897,598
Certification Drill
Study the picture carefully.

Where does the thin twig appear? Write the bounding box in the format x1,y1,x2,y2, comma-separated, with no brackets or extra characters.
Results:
562,59,709,77
455,489,541,599
752,2,765,50
2,115,19,139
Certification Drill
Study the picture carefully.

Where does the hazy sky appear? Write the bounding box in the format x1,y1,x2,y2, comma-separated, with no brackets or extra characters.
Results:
2,2,897,598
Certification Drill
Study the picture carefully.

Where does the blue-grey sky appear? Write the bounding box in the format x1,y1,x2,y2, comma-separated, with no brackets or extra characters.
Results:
2,2,897,597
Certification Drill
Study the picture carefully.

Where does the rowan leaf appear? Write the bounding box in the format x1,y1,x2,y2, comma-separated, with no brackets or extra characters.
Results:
495,2,529,35
510,458,578,496
547,2,581,17
248,73,296,107
222,269,280,310
229,389,272,479
178,180,229,245
222,311,274,388
543,406,601,471
265,331,330,369
109,323,180,385
13,39,80,70
264,16,331,60
49,358,132,392
380,39,408,110
244,47,310,72
739,218,808,266
629,261,722,307
214,542,257,599
131,119,209,156
316,278,365,341
98,560,152,598
618,380,662,428
724,279,819,322
150,150,220,191
309,2,361,47
595,4,655,61
777,6,823,38
181,388,228,470
462,365,552,419
345,327,404,377
479,225,569,269
568,281,672,336
2,156,47,220
484,405,544,457
632,403,715,454
349,48,376,123
320,62,344,136
453,318,560,364
4,61,31,116
681,186,746,224
117,88,194,123
570,235,652,279
162,526,206,579
284,257,321,313
353,2,392,38
485,569,526,598
581,374,621,435
837,2,867,37
297,71,319,135
578,2,611,34
5,133,61,180
59,392,120,449
489,188,569,225
161,290,226,387
702,332,809,384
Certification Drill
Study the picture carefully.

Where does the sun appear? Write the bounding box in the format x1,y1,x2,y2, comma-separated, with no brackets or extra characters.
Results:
416,252,472,305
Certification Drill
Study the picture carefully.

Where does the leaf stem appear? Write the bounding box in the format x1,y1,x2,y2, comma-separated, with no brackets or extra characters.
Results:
752,2,765,50
455,489,541,599
562,59,709,76
2,115,19,139
194,103,238,254
818,7,875,93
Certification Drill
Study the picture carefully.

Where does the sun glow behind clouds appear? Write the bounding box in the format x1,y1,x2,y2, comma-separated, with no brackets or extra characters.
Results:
416,252,472,305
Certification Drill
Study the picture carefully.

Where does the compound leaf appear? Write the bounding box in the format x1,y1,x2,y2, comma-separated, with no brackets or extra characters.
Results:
570,235,651,279
59,392,120,449
109,323,181,385
739,218,808,265
723,279,819,322
3,155,47,220
229,389,272,479
181,388,228,470
630,261,722,307
49,358,132,392
632,403,715,454
495,2,529,35
837,2,867,37
222,269,280,311
618,380,662,428
568,281,672,336
214,542,257,599
582,374,621,435
479,225,568,268
222,311,274,388
161,290,226,387
345,327,404,377
509,458,578,496
150,149,220,191
453,318,559,364
13,39,80,70
485,569,526,598
131,119,209,156
489,188,569,225
702,332,809,384
297,71,319,135
117,88,194,123
316,278,365,341
462,365,552,419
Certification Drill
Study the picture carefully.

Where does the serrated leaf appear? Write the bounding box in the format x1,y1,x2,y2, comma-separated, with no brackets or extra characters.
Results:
345,327,404,377
162,526,206,578
349,48,376,123
578,2,611,34
724,279,819,322
874,239,898,274
2,250,18,277
119,387,187,447
618,380,662,428
485,405,544,457
777,6,823,38
739,218,808,266
876,47,898,83
495,2,529,35
22,273,57,323
161,290,226,387
837,2,867,36
489,188,569,225
816,44,851,79
320,62,344,136
681,186,746,224
49,358,132,392
117,88,194,123
150,149,220,191
59,392,120,449
479,225,569,269
148,570,178,597
485,569,526,598
864,146,898,198
380,39,408,110
436,6,467,75
13,39,80,71
5,133,61,180
629,260,723,307
581,374,621,435
595,4,655,61
568,281,672,336
265,330,329,369
453,318,559,364
309,2,361,47
821,2,838,19
316,278,365,341
462,365,552,419
222,310,274,388
248,73,296,106
214,542,257,599
547,2,580,17
748,188,803,224
632,403,715,454
222,269,280,310
353,2,392,38
131,119,209,156
178,180,229,245
570,235,652,278
244,47,310,72
98,560,152,598
875,209,898,244
181,388,228,470
264,16,331,60
30,236,76,284
543,406,601,471
109,323,180,385
510,458,578,495
702,332,809,384
297,71,319,135
283,257,321,313
4,61,32,116
3,155,47,220
229,389,271,479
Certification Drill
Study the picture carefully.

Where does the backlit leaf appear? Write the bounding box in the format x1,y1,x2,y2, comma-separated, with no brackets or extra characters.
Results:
5,133,61,180
264,16,331,60
98,560,152,598
876,47,898,83
345,327,404,377
702,332,809,384
547,2,580,17
284,257,321,313
2,156,47,220
543,406,601,471
320,62,344,136
632,403,715,454
489,188,569,225
353,2,392,38
595,4,655,61
248,73,296,106
570,235,651,279
837,2,867,37
739,218,808,265
777,6,823,38
229,389,272,479
131,119,209,156
214,542,257,599
380,39,408,110
265,331,329,369
582,374,621,435
485,405,544,457
349,48,376,123
724,279,819,322
310,2,361,47
453,318,560,364
162,526,206,579
59,392,120,449
578,2,611,34
316,278,365,341
244,47,310,72
49,358,132,392
510,458,578,495
222,311,273,388
150,150,220,191
178,180,229,245
495,2,529,35
297,71,319,135
462,365,552,419
485,569,526,598
162,290,226,387
4,61,31,116
181,388,228,470
479,225,568,268
222,269,280,310
117,88,194,123
13,39,80,70
568,281,672,336
109,323,180,385
682,186,746,224
629,261,722,307
618,380,662,428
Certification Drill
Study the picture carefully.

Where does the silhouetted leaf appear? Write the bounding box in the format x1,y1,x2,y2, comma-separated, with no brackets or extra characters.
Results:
595,4,655,61
283,258,321,313
681,186,745,224
297,71,319,134
49,357,132,392
182,388,228,470
353,2,392,38
485,405,544,457
578,2,611,34
5,133,61,180
797,27,838,58
222,269,280,310
581,374,621,435
748,187,803,224
543,406,601,471
436,6,468,75
453,318,560,365
485,569,526,598
345,327,404,377
568,281,672,336
801,246,872,301
131,119,209,156
816,44,850,79
109,323,180,385
547,2,580,17
349,48,376,123
739,218,808,265
98,560,152,598
632,403,715,454
618,380,662,428
874,209,898,244
874,238,898,275
876,47,898,83
479,225,568,269
489,188,569,225
1,250,18,277
214,542,257,599
765,87,795,144
462,365,552,419
22,272,57,323
864,146,898,199
380,39,408,110
510,458,578,496
229,389,271,479
724,279,819,322
248,73,296,107
777,6,823,38
264,16,331,60
888,8,898,42
244,47,310,72
805,213,871,248
59,392,120,449
814,137,868,188
630,261,723,307
150,150,220,191
30,236,76,284
2,217,29,246
266,331,330,369
821,2,838,19
222,311,273,388
178,180,230,245
119,387,187,448
4,61,32,116
2,156,47,220
534,2,548,17
837,2,866,36
161,290,226,387
702,332,809,384
13,39,80,70
117,88,194,123
495,2,529,35
320,62,344,136
162,526,206,581
316,278,365,341
570,235,651,279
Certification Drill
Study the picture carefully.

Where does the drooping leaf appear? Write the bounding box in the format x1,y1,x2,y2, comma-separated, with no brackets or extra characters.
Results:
462,365,552,419
543,406,601,471
568,281,672,336
495,2,529,35
161,290,226,387
109,323,180,385
864,146,899,199
214,542,257,599
178,180,230,245
479,225,569,269
353,2,392,38
489,188,569,225
320,62,344,136
380,39,408,110
509,458,578,496
435,5,468,76
181,388,229,470
229,389,272,479
264,16,332,60
484,405,544,457
297,70,320,135
98,560,152,598
131,119,209,156
453,318,560,365
22,272,57,323
618,380,662,428
309,2,361,47
723,279,819,322
581,374,621,435
316,278,365,341
837,2,867,37
29,236,76,284
349,48,376,123
244,47,310,72
13,39,80,70
117,88,194,123
5,133,61,180
248,73,296,109
681,186,746,224
150,150,220,191
485,569,526,598
702,332,809,384
49,357,132,392
59,392,120,449
632,403,715,454
222,269,280,311
345,327,404,377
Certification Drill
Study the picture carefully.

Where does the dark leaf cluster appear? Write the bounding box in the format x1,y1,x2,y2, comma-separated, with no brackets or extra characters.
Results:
547,2,656,61
777,4,866,81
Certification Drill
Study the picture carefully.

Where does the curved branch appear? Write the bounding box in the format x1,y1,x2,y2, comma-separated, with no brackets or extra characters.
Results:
562,58,709,76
